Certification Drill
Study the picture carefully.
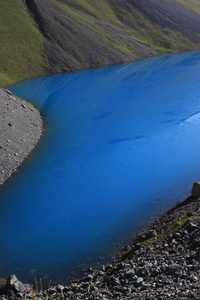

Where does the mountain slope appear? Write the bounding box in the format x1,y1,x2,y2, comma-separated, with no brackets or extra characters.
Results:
0,0,200,86
0,0,48,87
124,0,200,42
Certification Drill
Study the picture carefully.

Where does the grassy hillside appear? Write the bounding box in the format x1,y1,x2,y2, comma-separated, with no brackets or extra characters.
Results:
0,0,48,86
58,0,198,52
174,0,200,14
0,0,200,87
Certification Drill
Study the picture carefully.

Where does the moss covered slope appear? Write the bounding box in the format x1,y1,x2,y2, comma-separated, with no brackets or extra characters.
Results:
0,0,48,86
0,0,200,86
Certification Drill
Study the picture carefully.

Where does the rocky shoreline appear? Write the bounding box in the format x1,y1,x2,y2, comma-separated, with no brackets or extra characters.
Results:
0,88,43,186
0,186,200,299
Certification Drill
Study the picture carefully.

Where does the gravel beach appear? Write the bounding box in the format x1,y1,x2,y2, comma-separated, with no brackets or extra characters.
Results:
0,88,43,186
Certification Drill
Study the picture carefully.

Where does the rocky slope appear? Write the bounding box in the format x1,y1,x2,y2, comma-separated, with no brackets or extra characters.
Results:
1,0,200,86
1,192,200,299
0,88,43,186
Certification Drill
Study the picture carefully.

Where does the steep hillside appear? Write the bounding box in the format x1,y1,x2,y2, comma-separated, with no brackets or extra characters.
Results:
0,0,200,86
0,0,48,87
173,0,200,14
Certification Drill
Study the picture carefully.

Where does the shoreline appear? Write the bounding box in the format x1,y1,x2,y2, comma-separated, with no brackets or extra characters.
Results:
0,87,200,298
0,192,200,299
0,88,43,186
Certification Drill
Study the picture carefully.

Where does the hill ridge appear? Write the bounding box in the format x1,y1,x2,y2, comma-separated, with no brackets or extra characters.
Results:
0,0,200,86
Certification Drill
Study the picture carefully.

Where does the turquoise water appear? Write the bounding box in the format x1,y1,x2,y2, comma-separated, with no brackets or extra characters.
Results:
1,52,200,284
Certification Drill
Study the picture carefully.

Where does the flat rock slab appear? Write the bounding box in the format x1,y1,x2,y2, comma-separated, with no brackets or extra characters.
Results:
0,88,43,185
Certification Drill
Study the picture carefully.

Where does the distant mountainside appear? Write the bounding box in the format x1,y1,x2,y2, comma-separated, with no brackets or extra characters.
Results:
1,0,200,86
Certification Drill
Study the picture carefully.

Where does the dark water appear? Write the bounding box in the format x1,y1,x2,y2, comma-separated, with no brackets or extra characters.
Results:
1,52,200,284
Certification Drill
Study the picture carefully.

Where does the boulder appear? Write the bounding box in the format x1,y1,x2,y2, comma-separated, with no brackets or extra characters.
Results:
6,274,26,293
146,229,157,238
137,277,144,284
57,284,64,293
191,182,200,197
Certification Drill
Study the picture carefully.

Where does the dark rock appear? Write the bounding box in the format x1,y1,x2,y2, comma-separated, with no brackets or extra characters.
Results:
86,274,93,281
126,269,135,277
122,245,132,252
132,243,141,251
146,229,157,238
187,221,198,231
6,90,12,95
48,287,57,294
136,277,144,284
7,289,15,296
57,284,64,293
192,238,200,247
191,182,200,197
162,251,169,255
6,274,26,293
24,284,31,293
16,292,24,298
80,282,89,289
166,264,182,276
0,277,7,293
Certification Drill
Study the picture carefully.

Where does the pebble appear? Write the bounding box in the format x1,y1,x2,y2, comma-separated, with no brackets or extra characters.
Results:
136,277,143,284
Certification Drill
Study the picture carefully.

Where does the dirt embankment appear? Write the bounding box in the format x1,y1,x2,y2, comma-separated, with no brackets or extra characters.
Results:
0,88,43,186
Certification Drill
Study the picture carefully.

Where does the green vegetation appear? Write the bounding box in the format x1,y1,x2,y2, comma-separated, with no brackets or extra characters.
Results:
174,0,200,14
163,215,199,236
120,215,200,261
58,0,121,25
59,0,199,56
0,0,48,87
29,278,52,300
98,275,105,282
0,0,200,87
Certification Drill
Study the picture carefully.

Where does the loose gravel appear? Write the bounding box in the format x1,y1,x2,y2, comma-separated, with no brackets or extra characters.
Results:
0,88,43,185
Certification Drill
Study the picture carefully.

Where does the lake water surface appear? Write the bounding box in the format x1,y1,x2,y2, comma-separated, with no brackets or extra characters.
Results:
1,52,200,284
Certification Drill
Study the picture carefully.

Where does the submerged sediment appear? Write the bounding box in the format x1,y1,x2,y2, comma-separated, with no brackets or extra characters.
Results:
0,88,43,186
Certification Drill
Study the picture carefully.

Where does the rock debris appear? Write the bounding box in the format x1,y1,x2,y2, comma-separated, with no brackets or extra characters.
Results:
0,88,43,186
1,195,200,299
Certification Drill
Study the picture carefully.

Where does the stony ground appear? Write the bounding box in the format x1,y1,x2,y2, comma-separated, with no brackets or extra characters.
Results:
0,88,43,186
1,194,200,299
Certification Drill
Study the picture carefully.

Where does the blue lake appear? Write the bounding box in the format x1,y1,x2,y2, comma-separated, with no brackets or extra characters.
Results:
1,52,200,284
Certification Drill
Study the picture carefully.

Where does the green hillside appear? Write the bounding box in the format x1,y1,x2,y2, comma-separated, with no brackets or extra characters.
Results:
0,0,200,87
0,0,48,86
174,0,200,14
